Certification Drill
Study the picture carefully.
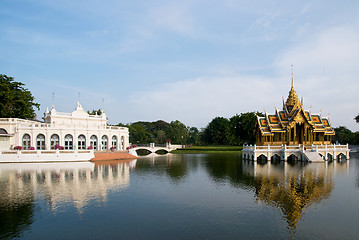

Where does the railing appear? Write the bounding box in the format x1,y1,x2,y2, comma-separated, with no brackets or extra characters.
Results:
243,144,349,152
132,143,183,149
106,126,128,131
0,149,92,155
1,118,129,131
51,112,72,116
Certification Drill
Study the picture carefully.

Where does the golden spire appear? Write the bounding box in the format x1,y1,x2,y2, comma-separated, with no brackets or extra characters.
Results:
284,65,301,116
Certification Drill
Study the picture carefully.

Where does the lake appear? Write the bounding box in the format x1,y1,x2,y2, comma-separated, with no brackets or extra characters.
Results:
1,152,359,239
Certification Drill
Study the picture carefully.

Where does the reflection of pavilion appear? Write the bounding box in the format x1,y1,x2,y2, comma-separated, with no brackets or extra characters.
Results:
0,160,136,212
242,161,349,231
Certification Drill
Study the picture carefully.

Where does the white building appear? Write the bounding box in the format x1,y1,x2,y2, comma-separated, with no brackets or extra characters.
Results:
0,102,130,151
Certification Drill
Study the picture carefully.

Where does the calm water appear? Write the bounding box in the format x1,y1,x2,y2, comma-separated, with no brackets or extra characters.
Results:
1,152,359,240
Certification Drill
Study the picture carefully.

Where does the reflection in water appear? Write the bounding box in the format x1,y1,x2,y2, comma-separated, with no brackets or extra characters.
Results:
242,161,349,233
0,175,35,239
0,161,137,212
136,154,189,183
0,153,355,239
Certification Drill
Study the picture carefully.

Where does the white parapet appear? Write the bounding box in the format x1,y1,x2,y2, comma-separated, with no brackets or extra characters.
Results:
242,144,349,162
0,149,94,163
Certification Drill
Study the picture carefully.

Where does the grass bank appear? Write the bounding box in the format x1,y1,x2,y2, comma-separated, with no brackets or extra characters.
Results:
171,146,243,154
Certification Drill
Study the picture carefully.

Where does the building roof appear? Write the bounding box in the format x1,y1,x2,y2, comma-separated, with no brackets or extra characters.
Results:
257,80,335,136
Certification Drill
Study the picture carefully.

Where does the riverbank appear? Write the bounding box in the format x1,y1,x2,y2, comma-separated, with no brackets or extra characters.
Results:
171,146,243,154
91,150,138,161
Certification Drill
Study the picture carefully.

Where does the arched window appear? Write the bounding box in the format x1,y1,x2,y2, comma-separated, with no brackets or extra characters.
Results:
64,134,73,150
111,136,117,150
50,134,60,149
0,128,7,134
121,136,125,150
36,134,45,150
22,134,31,150
90,135,98,150
78,135,86,150
101,135,108,150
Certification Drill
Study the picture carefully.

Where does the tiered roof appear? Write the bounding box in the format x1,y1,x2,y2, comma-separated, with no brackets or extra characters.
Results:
257,80,335,136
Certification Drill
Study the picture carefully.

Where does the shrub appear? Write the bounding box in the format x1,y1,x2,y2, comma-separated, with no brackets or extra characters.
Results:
54,144,64,150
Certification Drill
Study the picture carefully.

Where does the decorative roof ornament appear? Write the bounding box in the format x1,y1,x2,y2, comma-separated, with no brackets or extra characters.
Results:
76,101,84,111
51,92,55,110
283,66,302,118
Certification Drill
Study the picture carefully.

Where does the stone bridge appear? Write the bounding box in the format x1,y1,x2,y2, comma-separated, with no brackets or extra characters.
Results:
131,143,183,156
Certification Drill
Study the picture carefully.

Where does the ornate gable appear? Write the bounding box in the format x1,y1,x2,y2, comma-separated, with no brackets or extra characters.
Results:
283,81,303,119
255,77,335,145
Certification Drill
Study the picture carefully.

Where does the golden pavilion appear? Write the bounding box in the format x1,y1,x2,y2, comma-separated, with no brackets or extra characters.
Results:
255,80,335,146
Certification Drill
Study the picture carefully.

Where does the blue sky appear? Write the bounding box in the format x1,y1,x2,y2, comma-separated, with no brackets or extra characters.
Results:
1,0,359,131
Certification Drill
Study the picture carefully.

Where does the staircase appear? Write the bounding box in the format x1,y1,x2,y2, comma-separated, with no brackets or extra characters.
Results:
303,150,325,162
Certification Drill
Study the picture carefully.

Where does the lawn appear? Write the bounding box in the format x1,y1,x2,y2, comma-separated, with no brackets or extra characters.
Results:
171,145,243,154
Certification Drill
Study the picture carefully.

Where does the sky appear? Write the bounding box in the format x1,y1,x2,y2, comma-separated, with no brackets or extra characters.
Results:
1,0,359,131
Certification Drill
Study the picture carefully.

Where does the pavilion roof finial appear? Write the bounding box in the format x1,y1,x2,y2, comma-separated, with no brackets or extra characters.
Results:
291,64,294,88
51,92,55,109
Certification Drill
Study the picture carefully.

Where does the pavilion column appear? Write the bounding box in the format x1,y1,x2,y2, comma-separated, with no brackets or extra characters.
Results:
282,132,285,145
310,130,313,144
288,129,291,145
302,125,305,145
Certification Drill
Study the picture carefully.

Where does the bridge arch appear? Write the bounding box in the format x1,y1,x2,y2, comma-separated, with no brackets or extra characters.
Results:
131,143,183,156
256,154,268,162
135,148,152,156
287,153,299,162
337,153,348,161
271,153,281,162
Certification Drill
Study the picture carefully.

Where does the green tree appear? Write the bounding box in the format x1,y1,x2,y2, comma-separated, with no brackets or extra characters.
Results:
228,112,262,145
229,114,241,145
155,130,167,144
333,126,355,144
189,127,200,145
129,123,150,144
355,114,359,124
238,112,263,144
166,120,189,144
203,117,230,145
87,109,102,115
0,74,40,119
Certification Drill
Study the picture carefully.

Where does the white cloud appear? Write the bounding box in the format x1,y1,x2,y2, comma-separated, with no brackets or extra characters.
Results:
128,76,284,127
126,25,359,131
276,25,359,130
276,26,359,78
150,3,195,36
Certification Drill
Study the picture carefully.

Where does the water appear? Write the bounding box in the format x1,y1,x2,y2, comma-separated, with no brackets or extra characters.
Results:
1,153,359,239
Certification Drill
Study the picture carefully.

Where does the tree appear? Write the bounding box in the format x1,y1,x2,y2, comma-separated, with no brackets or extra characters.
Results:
229,114,241,145
0,74,40,119
203,117,230,145
355,114,359,124
155,130,167,144
87,109,102,115
166,120,189,144
333,126,355,144
229,112,262,145
238,112,263,144
129,123,150,144
189,127,200,145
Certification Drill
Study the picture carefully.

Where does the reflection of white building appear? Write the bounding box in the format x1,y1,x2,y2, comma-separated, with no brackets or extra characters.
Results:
0,102,129,151
0,160,136,212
